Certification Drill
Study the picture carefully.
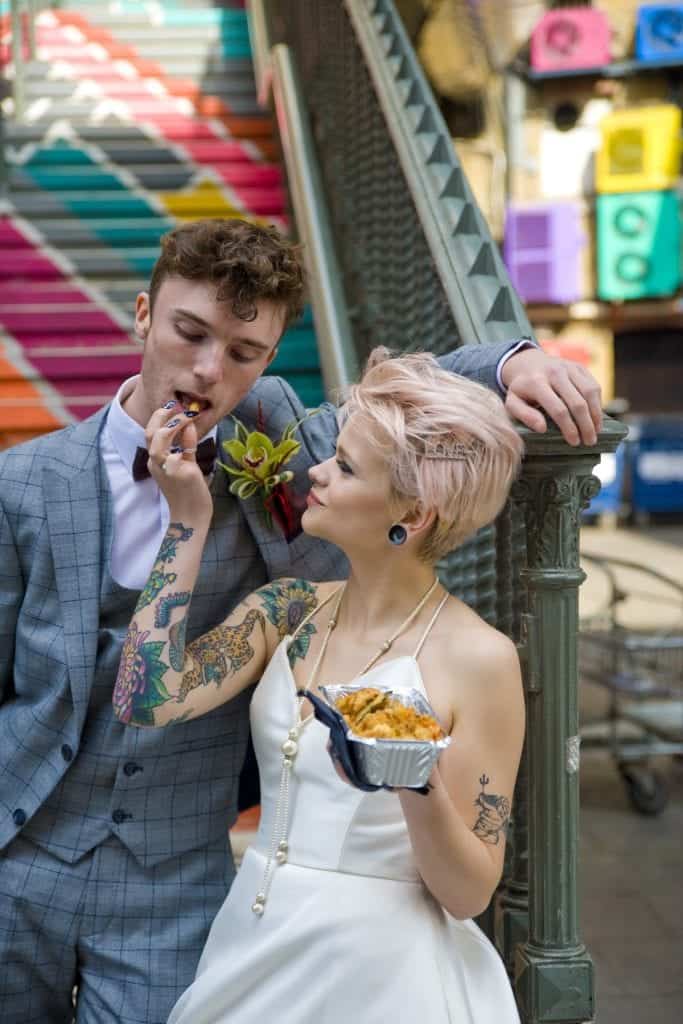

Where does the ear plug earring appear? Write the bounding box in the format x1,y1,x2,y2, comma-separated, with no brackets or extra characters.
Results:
388,524,407,545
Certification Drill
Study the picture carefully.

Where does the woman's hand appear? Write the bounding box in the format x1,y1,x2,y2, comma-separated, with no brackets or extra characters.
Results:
144,402,213,525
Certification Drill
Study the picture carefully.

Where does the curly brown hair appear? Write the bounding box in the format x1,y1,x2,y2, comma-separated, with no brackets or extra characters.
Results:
148,218,306,330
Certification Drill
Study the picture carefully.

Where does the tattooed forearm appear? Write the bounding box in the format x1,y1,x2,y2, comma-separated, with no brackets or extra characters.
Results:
258,579,319,665
159,522,195,563
166,710,193,726
155,591,191,628
113,623,170,725
136,568,177,613
135,523,195,612
169,613,188,671
471,774,511,846
179,608,266,700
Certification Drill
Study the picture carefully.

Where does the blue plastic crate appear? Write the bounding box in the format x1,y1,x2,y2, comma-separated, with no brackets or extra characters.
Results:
630,417,683,513
585,446,627,516
635,4,683,62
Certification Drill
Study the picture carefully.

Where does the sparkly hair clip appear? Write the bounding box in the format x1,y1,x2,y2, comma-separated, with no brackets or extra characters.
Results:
422,437,482,461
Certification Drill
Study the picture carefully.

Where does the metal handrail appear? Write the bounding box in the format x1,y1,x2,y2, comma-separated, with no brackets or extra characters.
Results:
270,45,359,397
247,0,359,397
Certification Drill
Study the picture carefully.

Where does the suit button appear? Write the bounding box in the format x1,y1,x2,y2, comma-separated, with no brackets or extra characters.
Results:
123,762,142,777
13,808,27,827
61,744,73,762
112,808,131,825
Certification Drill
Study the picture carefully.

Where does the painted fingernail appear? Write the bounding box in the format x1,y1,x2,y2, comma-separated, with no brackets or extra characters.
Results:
169,445,184,454
184,410,199,418
163,400,177,410
166,418,181,428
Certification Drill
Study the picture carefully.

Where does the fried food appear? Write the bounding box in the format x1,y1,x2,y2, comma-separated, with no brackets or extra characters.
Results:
188,400,202,413
336,687,443,741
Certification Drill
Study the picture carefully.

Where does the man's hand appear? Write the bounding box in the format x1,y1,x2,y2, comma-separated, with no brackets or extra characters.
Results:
501,347,602,446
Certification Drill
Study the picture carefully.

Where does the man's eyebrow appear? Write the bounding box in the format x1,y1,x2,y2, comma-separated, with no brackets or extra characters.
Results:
172,308,273,351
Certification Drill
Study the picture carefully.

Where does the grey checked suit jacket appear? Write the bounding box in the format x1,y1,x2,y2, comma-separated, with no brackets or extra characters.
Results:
0,341,516,864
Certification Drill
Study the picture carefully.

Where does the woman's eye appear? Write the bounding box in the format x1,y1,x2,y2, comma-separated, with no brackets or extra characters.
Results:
231,351,256,364
336,459,353,475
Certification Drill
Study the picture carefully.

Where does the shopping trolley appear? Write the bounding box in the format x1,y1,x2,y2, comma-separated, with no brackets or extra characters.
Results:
579,553,683,815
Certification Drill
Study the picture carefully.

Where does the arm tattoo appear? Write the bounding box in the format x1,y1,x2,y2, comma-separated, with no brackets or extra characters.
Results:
135,522,194,612
471,774,511,846
136,568,177,613
166,710,193,726
169,613,188,671
159,522,195,562
113,623,170,725
258,579,319,665
179,607,265,701
155,591,191,628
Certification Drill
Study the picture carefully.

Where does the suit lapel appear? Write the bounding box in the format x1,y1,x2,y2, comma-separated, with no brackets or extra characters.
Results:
44,412,107,716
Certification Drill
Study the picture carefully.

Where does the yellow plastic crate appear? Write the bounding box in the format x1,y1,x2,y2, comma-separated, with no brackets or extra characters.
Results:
596,104,681,194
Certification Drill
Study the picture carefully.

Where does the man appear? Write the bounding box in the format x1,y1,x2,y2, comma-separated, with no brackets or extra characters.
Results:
0,218,601,1024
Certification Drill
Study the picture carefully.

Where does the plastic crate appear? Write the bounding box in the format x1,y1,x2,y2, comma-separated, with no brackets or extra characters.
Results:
635,4,683,61
530,7,611,71
504,201,583,303
629,417,683,513
596,190,680,300
584,446,627,517
596,104,681,194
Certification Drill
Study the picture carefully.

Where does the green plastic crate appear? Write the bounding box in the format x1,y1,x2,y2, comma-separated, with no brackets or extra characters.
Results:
596,190,680,300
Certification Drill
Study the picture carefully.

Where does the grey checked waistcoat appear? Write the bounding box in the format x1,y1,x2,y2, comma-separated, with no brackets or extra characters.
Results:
22,429,268,866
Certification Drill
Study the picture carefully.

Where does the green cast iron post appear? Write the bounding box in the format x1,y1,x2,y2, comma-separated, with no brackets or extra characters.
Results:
512,421,626,1024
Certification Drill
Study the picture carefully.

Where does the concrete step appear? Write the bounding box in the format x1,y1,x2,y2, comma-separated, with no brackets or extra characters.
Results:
28,219,173,247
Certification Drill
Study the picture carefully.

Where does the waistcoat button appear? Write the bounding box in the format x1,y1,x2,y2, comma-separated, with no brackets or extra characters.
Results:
61,744,73,762
13,808,27,826
112,808,131,825
123,762,142,777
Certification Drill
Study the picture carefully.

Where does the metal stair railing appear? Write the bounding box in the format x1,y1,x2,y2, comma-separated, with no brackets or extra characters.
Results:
248,2,627,1022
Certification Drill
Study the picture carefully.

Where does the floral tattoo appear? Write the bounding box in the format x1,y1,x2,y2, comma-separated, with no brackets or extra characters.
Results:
472,774,511,846
113,622,170,725
258,579,319,664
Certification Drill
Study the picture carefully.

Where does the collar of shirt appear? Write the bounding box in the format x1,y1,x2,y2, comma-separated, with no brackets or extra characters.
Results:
103,374,218,477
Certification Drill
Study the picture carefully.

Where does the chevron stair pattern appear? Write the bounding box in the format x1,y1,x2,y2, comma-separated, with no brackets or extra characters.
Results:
0,0,324,448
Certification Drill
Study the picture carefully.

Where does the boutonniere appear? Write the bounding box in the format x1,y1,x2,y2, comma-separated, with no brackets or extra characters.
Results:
219,403,317,541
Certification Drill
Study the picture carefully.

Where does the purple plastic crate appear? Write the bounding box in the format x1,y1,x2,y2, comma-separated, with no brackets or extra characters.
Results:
504,202,583,304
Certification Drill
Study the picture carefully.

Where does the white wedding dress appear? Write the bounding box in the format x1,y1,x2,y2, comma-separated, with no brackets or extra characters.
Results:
168,627,520,1024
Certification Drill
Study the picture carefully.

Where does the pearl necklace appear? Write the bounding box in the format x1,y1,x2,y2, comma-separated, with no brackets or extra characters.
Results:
251,576,441,916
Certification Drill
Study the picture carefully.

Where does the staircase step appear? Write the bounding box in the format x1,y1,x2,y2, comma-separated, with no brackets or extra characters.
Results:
27,349,141,381
29,218,173,247
18,332,134,351
3,122,220,143
0,308,126,334
9,192,162,218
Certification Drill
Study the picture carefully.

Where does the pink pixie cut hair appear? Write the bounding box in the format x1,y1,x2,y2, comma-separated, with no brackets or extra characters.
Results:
342,348,524,563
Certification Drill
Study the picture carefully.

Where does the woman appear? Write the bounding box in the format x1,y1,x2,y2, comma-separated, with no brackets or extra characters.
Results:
114,349,525,1023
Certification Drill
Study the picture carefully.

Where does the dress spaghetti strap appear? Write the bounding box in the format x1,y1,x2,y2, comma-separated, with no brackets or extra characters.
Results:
288,583,346,642
412,591,450,661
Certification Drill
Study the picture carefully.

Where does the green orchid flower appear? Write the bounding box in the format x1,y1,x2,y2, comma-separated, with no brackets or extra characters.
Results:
219,411,316,504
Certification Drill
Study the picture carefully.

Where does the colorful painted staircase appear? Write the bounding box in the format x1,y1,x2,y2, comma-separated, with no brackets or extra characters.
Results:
0,0,325,448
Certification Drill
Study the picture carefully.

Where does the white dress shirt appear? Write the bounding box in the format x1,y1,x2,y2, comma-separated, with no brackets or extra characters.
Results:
101,375,217,590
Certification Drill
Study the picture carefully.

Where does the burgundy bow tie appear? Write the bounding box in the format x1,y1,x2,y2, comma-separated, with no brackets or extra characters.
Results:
131,437,217,482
